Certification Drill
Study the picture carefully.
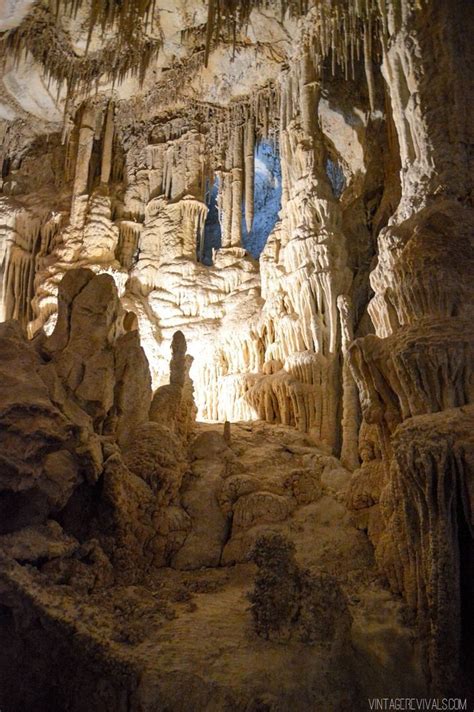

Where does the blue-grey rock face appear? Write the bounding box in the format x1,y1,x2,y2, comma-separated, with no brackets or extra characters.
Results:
201,140,281,264
242,140,282,258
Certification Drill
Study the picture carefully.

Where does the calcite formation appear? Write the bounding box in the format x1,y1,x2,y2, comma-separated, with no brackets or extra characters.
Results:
0,0,472,708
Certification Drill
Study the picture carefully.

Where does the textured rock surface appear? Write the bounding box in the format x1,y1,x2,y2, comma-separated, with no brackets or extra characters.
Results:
0,417,427,711
0,269,195,577
249,533,352,649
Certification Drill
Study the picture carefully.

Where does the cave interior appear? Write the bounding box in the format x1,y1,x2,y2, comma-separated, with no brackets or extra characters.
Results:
0,0,473,710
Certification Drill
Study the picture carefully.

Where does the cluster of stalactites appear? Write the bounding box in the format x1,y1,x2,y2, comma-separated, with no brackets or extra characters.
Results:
204,0,312,65
3,212,63,326
205,0,425,115
204,86,280,242
135,85,280,245
299,0,387,112
2,3,160,111
201,84,280,163
48,0,158,44
277,1,383,118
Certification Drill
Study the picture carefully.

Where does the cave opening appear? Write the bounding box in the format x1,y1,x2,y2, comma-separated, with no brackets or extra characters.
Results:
199,139,281,265
242,140,282,258
199,175,220,265
325,156,345,199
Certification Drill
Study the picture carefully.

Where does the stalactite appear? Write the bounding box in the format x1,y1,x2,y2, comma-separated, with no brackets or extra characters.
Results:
55,0,156,47
262,98,269,138
287,76,294,127
117,221,142,270
280,80,287,134
39,214,62,258
2,0,417,128
64,122,78,183
111,138,125,183
204,0,217,67
299,50,318,137
196,203,207,262
163,147,173,199
202,0,317,64
363,19,376,113
218,170,233,248
3,4,161,110
180,200,208,260
244,116,255,233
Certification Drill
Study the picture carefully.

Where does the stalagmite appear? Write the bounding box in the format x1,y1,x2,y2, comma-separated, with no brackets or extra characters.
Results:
223,420,231,443
3,246,34,323
2,214,43,326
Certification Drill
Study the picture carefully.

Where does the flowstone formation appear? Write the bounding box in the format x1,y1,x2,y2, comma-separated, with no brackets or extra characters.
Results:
0,0,473,708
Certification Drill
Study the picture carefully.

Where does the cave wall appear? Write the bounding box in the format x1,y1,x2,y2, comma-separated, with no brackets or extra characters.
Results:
346,0,474,694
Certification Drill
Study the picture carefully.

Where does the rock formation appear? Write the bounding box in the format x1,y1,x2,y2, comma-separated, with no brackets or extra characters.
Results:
0,0,472,708
0,269,197,575
249,532,352,650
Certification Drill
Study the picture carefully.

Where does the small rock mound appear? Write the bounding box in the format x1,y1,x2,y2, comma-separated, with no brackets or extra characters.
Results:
249,533,352,649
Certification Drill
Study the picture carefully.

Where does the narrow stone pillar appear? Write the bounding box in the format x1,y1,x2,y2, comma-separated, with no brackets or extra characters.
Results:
230,123,243,247
218,170,233,248
101,101,115,186
337,294,360,471
73,105,96,198
244,116,255,233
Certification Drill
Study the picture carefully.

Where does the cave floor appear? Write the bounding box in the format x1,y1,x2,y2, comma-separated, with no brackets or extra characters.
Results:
0,422,427,711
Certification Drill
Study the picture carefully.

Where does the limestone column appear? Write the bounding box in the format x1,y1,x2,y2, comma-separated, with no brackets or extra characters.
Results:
73,105,96,198
351,0,474,693
230,123,243,247
337,294,360,471
71,105,96,226
244,116,255,233
100,101,115,186
299,49,319,138
218,168,233,248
